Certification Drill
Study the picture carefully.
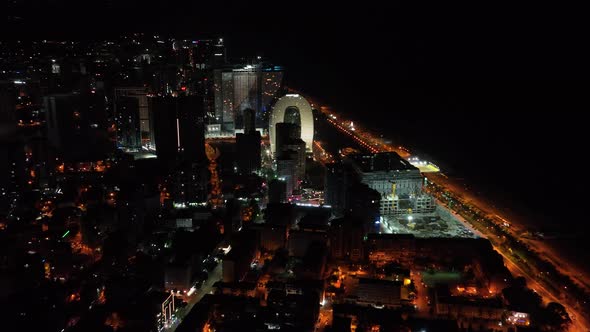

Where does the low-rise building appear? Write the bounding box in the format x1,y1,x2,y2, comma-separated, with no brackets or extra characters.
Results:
345,277,404,309
434,285,505,320
367,233,416,267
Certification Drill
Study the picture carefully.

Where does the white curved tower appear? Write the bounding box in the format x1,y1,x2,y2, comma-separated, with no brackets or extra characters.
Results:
269,94,314,155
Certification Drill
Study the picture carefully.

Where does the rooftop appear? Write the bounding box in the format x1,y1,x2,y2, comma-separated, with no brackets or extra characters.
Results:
358,277,403,287
349,152,418,173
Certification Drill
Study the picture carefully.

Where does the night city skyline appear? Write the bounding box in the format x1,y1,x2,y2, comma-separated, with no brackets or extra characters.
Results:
1,2,590,332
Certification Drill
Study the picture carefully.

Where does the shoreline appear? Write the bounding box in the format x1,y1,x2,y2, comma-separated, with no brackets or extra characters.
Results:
426,172,590,291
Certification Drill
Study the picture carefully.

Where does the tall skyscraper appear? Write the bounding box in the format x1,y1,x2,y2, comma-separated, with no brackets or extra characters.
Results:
176,96,206,163
172,38,226,124
276,150,298,197
325,163,356,217
149,95,206,163
282,139,306,182
235,108,261,175
115,96,141,152
219,70,236,131
325,162,380,231
170,162,209,206
213,63,284,132
114,87,153,151
236,131,261,175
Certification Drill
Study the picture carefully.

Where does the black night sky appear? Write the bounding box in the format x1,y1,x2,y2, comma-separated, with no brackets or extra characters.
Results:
6,1,589,80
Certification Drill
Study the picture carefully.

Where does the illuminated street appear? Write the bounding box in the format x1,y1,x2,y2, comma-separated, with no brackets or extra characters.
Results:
425,174,590,332
167,262,222,332
319,102,590,332
316,299,334,332
427,172,590,296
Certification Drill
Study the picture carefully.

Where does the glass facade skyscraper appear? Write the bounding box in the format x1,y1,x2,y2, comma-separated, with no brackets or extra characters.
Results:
114,87,153,151
213,63,283,133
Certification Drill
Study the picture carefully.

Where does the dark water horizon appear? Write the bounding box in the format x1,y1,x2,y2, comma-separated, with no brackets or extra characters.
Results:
307,81,587,229
309,80,590,274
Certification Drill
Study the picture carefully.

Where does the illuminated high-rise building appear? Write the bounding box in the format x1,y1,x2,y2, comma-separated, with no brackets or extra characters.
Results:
115,96,141,152
213,62,283,132
115,87,153,151
269,94,314,155
219,70,236,131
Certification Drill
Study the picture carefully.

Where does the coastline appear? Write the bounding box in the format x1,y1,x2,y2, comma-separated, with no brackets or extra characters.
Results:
426,172,590,290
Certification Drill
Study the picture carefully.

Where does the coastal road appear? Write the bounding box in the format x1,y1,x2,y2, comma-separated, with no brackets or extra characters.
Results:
426,172,590,296
426,174,590,332
500,249,589,332
320,104,589,331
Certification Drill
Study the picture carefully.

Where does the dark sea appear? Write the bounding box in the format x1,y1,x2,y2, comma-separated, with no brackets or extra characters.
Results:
310,81,590,274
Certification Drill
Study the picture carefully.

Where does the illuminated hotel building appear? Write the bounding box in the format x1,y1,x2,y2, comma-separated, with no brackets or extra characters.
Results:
269,94,314,155
213,63,283,132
